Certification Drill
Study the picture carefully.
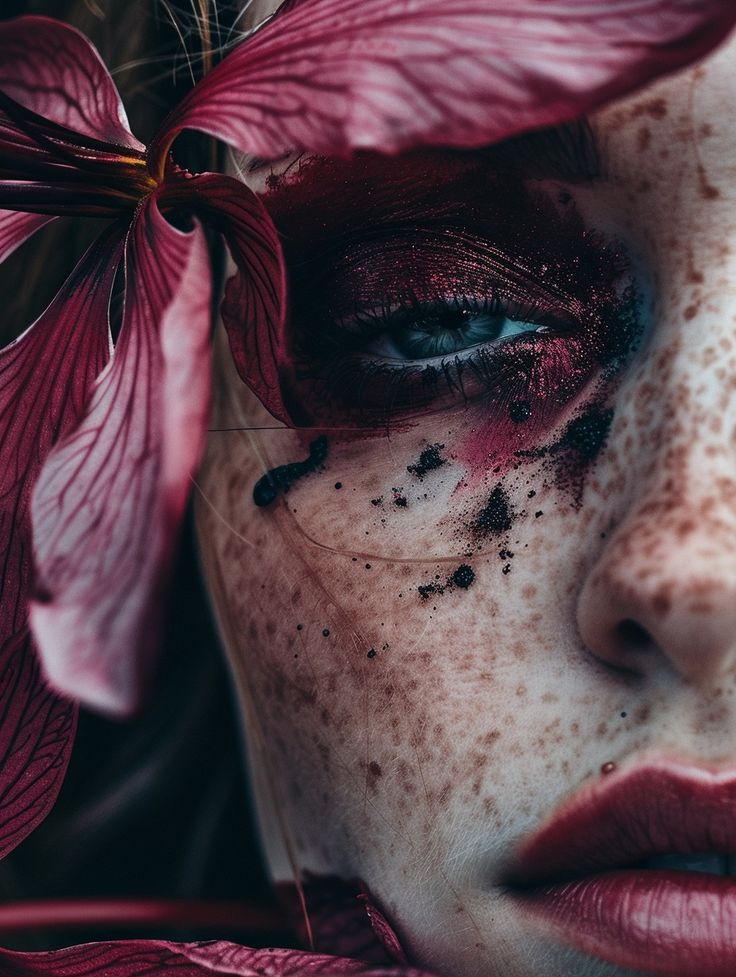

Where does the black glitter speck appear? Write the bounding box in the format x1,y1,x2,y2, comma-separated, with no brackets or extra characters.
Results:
451,564,475,589
407,443,446,479
253,436,328,507
509,400,532,423
473,484,515,535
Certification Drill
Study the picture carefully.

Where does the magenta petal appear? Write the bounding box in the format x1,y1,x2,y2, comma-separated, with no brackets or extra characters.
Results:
151,0,736,163
0,211,54,263
29,196,212,717
164,173,288,422
0,940,440,976
0,16,143,150
0,228,122,856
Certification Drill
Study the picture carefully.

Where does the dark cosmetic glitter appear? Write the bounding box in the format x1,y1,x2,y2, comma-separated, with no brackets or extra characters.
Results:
473,484,515,535
451,564,475,589
252,436,328,507
418,564,476,600
556,405,613,462
407,443,446,479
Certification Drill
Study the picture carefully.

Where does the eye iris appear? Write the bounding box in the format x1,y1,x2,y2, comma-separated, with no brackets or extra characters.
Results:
393,306,533,359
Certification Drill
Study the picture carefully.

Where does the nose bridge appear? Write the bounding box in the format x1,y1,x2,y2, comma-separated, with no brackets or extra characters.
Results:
576,249,736,685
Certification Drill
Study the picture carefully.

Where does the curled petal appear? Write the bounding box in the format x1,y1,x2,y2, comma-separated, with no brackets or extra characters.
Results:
0,227,122,855
161,173,287,421
30,196,212,717
0,940,439,977
0,16,143,150
150,0,736,165
0,210,54,263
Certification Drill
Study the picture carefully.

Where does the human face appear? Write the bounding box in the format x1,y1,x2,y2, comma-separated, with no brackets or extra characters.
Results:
195,29,736,977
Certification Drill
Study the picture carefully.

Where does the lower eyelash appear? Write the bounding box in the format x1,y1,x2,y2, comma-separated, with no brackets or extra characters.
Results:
283,281,643,431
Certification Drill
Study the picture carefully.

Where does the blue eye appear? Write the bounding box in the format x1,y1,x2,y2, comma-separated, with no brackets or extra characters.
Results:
349,297,546,362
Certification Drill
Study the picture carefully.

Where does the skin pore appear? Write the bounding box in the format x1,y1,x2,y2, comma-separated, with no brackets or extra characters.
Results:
195,27,736,977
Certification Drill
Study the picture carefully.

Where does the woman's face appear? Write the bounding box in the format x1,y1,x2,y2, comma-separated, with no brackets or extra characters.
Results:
196,29,736,977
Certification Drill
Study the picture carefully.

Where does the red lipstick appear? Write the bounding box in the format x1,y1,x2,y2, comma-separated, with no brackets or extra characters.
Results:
506,761,736,976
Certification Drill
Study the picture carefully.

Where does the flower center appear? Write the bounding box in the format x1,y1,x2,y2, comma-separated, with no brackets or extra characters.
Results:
0,91,157,218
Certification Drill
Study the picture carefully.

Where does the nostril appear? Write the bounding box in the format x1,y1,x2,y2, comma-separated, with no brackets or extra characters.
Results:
615,619,654,651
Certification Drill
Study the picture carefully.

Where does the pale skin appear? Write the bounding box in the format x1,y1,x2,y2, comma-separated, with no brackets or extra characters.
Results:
195,28,736,977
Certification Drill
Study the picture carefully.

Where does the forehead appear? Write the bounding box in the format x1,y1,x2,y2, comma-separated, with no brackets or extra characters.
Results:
592,30,736,196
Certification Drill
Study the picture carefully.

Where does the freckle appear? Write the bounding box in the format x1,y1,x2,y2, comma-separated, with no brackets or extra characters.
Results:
368,761,382,778
696,161,720,199
636,125,651,151
644,97,668,119
601,761,617,775
684,304,697,320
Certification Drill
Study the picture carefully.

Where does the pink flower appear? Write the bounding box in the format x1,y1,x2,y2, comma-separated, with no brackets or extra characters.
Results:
0,938,436,977
0,0,734,959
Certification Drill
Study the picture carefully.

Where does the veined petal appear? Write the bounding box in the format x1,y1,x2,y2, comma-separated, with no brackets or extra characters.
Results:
30,195,212,718
150,0,736,166
0,940,439,976
160,173,287,422
0,210,54,263
0,227,123,856
0,16,143,151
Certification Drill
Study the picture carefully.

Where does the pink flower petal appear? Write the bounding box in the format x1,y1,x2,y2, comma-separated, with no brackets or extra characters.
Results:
151,0,736,165
0,940,439,977
161,173,287,422
0,16,143,150
0,211,54,263
29,195,212,718
0,228,123,856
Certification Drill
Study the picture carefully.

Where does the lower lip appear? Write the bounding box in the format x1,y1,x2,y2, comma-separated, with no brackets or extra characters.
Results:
515,870,736,977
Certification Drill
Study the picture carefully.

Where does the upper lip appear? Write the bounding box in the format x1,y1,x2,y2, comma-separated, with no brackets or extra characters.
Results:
506,759,736,888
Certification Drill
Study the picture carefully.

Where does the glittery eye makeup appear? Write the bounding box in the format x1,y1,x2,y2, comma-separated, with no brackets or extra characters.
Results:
258,145,642,441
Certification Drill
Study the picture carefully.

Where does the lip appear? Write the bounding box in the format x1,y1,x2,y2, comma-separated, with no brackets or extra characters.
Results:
505,759,736,977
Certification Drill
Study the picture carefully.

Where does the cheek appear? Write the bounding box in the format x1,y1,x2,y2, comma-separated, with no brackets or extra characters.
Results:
195,414,636,882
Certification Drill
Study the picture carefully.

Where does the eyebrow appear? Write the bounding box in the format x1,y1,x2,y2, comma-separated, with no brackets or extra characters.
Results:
248,118,601,185
486,117,601,184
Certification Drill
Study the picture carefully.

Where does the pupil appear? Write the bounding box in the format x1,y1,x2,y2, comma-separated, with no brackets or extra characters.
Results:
433,307,475,331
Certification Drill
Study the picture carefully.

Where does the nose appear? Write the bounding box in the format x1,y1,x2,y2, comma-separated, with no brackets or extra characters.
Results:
576,349,736,687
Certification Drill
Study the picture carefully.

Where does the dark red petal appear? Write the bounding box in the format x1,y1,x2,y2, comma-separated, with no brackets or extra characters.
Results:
150,0,736,165
161,173,288,422
0,16,143,150
0,940,440,976
0,227,123,856
29,195,212,717
0,210,54,262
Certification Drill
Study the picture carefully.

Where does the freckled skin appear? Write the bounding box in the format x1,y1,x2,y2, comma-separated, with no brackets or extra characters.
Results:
196,34,736,977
